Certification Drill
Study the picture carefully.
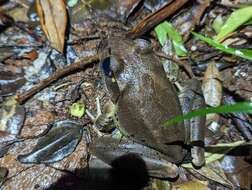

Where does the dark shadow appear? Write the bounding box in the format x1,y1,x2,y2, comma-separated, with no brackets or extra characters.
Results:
45,153,149,190
205,144,252,157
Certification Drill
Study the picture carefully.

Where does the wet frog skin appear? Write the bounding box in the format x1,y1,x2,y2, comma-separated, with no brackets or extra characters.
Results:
91,36,205,178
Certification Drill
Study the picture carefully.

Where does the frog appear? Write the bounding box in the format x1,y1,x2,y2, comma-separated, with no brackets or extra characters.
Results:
89,35,205,179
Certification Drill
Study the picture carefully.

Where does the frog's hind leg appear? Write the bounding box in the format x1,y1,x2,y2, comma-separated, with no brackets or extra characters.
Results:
179,79,205,167
90,136,179,179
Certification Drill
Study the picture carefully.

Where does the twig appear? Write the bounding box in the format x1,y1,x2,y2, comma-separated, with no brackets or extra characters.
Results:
127,0,189,38
154,51,195,78
17,55,100,104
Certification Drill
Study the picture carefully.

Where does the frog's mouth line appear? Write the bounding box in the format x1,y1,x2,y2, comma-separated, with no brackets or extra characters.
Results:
164,140,185,146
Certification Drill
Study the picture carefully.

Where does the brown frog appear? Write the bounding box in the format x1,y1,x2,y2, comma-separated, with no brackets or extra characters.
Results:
90,36,205,178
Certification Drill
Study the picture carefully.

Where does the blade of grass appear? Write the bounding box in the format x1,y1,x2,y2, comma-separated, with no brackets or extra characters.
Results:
192,32,252,61
162,102,252,127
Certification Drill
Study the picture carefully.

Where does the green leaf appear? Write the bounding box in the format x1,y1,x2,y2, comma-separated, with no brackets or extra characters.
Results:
162,102,252,128
192,32,252,61
215,6,252,42
155,21,187,56
69,102,85,118
154,24,168,47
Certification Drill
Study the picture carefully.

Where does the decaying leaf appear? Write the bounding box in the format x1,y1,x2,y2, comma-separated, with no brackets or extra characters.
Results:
189,162,235,189
0,96,25,135
221,155,252,189
17,120,83,164
36,0,67,53
0,65,26,97
0,131,19,158
202,62,222,107
116,0,141,20
0,167,8,183
172,180,209,190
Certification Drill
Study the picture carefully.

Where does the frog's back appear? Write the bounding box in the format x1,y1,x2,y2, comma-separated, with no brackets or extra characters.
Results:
115,40,187,163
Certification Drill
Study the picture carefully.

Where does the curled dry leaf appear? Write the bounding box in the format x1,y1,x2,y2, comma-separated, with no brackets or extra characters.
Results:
202,62,222,107
17,120,83,164
36,0,67,53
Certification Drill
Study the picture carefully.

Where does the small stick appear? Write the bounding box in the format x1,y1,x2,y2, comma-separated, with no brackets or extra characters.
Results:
127,0,189,39
17,55,100,104
154,51,195,78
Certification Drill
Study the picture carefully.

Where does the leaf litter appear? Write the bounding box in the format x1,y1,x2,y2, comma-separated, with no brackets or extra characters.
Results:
0,0,251,189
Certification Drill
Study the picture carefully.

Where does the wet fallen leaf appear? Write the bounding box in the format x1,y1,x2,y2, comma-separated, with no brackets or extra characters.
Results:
17,120,83,164
0,65,26,96
36,0,67,53
0,131,19,158
202,62,222,107
220,155,252,189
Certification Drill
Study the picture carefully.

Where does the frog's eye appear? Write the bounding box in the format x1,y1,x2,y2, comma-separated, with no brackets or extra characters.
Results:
101,57,113,78
101,56,123,78
134,38,152,52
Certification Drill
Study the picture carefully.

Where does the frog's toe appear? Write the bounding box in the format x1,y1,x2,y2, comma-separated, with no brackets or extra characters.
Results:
191,146,205,167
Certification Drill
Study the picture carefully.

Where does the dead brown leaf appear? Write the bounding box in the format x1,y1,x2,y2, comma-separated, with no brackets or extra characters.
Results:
202,62,222,107
36,0,67,53
189,162,235,189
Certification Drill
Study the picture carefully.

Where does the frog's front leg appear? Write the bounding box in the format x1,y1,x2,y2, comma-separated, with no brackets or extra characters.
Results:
90,135,179,179
179,79,205,167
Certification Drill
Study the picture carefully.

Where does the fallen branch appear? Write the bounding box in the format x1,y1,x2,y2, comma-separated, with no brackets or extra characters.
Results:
17,55,100,104
127,0,189,38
